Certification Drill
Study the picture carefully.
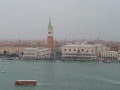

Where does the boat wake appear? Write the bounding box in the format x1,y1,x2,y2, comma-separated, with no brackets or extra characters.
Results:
92,76,120,85
37,76,120,86
37,82,81,86
37,83,55,86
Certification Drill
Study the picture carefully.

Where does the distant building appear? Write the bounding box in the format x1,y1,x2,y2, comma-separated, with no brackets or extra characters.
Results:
61,42,97,60
22,48,36,59
21,48,51,60
100,51,118,61
117,50,120,61
0,46,25,56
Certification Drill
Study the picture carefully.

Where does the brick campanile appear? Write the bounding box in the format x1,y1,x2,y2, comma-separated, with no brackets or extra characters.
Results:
47,19,54,57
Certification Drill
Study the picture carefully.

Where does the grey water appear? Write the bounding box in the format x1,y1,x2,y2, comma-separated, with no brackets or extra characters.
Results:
0,60,120,90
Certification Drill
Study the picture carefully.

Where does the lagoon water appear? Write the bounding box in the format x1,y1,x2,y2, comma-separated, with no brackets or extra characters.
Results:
0,60,120,90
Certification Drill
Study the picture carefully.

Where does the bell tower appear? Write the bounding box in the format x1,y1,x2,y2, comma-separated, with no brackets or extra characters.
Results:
47,19,54,57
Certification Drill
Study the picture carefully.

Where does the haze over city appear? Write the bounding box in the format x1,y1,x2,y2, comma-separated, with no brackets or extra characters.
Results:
0,0,120,41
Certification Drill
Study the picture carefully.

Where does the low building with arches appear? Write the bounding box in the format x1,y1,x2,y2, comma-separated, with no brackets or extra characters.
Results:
61,43,97,61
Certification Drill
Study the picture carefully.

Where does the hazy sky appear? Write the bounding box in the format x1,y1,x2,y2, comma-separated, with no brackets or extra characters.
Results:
0,0,120,41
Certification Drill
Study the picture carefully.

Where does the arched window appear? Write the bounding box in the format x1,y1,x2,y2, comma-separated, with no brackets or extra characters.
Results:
81,49,84,52
64,49,67,51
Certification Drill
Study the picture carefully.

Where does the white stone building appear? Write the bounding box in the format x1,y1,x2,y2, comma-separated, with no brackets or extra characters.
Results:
61,43,97,60
36,48,51,59
100,51,118,61
117,50,120,61
21,48,51,60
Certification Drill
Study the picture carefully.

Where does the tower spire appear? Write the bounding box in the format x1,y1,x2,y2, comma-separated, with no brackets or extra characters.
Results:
48,18,52,27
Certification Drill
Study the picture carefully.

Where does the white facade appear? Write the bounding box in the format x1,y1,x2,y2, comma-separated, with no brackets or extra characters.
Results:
100,51,118,60
22,48,51,60
61,43,97,60
22,48,36,59
36,48,51,59
117,50,120,60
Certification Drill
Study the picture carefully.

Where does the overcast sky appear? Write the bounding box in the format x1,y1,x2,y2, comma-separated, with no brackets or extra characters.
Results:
0,0,120,41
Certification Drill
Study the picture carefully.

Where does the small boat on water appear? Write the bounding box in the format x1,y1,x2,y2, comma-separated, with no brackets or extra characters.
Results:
15,80,37,86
